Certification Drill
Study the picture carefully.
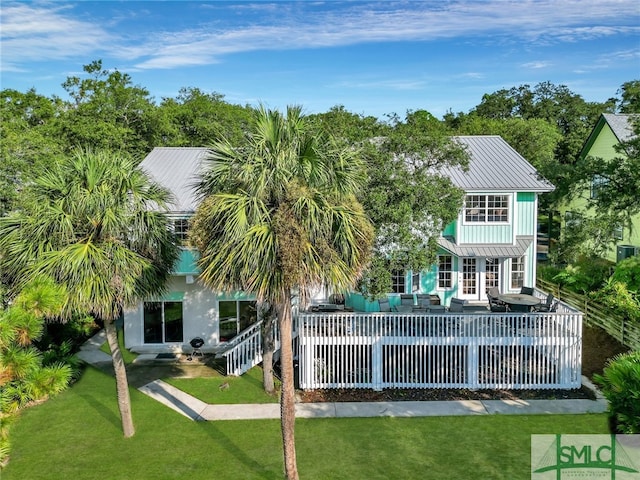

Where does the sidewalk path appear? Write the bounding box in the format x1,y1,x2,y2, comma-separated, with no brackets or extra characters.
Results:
79,330,608,422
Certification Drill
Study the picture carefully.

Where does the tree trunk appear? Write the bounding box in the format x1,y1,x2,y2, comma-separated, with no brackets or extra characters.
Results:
261,306,276,395
104,318,135,438
276,293,298,480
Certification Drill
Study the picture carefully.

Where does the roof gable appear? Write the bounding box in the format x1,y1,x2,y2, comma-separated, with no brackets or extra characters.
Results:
580,114,638,160
442,136,554,193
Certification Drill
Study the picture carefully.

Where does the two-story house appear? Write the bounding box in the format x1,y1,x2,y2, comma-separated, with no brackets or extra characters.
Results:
346,135,554,311
123,136,554,353
559,113,640,263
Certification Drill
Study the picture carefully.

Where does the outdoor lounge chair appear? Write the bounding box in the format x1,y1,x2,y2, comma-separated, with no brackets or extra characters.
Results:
378,298,391,312
448,298,465,313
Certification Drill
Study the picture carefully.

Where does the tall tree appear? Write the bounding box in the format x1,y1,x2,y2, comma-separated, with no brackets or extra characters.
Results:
0,278,71,468
0,149,179,437
617,80,640,113
157,87,252,147
190,106,374,479
314,108,468,298
59,60,159,157
0,88,65,215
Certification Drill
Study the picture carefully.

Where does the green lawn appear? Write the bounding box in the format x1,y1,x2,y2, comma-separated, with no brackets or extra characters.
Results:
3,366,609,480
165,367,280,404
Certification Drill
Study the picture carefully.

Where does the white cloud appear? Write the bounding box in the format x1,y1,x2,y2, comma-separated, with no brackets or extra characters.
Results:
522,61,552,69
2,1,638,72
1,3,116,66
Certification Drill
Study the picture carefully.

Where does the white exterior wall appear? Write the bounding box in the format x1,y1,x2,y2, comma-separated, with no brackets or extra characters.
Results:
123,275,218,354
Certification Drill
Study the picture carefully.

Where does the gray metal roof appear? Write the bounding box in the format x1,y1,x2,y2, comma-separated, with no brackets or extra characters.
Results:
602,113,637,143
438,235,533,258
441,136,554,193
139,147,208,213
140,136,553,215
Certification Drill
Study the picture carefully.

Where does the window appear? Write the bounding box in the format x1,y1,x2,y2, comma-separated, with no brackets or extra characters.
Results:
590,175,608,199
143,301,183,344
614,224,624,241
564,211,583,229
173,218,189,245
437,255,453,289
219,300,257,342
391,270,406,294
510,256,525,290
464,195,509,223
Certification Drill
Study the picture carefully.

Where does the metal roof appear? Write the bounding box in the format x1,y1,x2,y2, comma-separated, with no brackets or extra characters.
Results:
602,113,637,143
441,136,554,193
438,235,533,258
139,147,208,213
140,136,554,215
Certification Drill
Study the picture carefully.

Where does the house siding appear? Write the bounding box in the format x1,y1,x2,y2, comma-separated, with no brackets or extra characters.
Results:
560,115,640,263
123,274,257,353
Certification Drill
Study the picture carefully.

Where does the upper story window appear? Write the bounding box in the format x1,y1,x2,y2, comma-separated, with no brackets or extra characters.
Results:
464,195,509,223
437,255,453,289
391,269,406,294
590,175,608,199
173,218,189,245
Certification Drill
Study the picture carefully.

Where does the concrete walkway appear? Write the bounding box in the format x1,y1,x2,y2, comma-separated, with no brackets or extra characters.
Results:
79,330,608,421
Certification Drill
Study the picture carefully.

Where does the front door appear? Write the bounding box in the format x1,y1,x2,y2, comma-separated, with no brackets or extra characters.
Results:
459,257,502,301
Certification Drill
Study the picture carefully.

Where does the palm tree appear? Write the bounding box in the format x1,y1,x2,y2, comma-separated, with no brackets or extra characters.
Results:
190,105,373,479
0,148,179,437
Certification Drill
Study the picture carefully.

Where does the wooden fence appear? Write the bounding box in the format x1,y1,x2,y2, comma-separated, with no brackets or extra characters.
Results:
537,278,640,350
296,306,582,391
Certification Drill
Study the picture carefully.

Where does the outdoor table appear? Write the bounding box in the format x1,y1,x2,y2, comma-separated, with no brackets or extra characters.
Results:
497,293,540,312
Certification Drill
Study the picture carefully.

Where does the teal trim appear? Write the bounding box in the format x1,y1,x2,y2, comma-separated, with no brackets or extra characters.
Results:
173,248,200,275
517,192,535,202
150,291,185,302
442,221,456,236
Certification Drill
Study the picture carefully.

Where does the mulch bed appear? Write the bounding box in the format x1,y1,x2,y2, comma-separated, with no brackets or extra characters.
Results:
298,385,595,403
297,324,628,404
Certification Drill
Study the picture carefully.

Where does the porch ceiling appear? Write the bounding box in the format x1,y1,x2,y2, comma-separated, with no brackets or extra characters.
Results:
438,235,533,258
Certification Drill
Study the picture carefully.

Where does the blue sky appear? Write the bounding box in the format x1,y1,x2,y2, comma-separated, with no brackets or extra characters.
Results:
1,1,639,118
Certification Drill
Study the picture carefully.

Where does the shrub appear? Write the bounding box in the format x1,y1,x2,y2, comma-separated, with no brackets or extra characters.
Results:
594,351,640,434
611,256,640,293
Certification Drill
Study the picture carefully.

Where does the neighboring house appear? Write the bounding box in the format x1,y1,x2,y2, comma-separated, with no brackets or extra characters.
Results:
559,113,640,263
124,136,554,352
346,135,555,311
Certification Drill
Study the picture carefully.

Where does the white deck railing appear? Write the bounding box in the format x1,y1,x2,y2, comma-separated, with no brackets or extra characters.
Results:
296,302,582,390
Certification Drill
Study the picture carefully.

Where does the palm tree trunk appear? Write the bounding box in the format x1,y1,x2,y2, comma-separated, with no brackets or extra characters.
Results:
277,293,298,480
104,318,135,438
261,309,276,395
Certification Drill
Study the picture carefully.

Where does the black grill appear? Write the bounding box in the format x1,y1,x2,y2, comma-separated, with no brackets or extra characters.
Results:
187,337,205,361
